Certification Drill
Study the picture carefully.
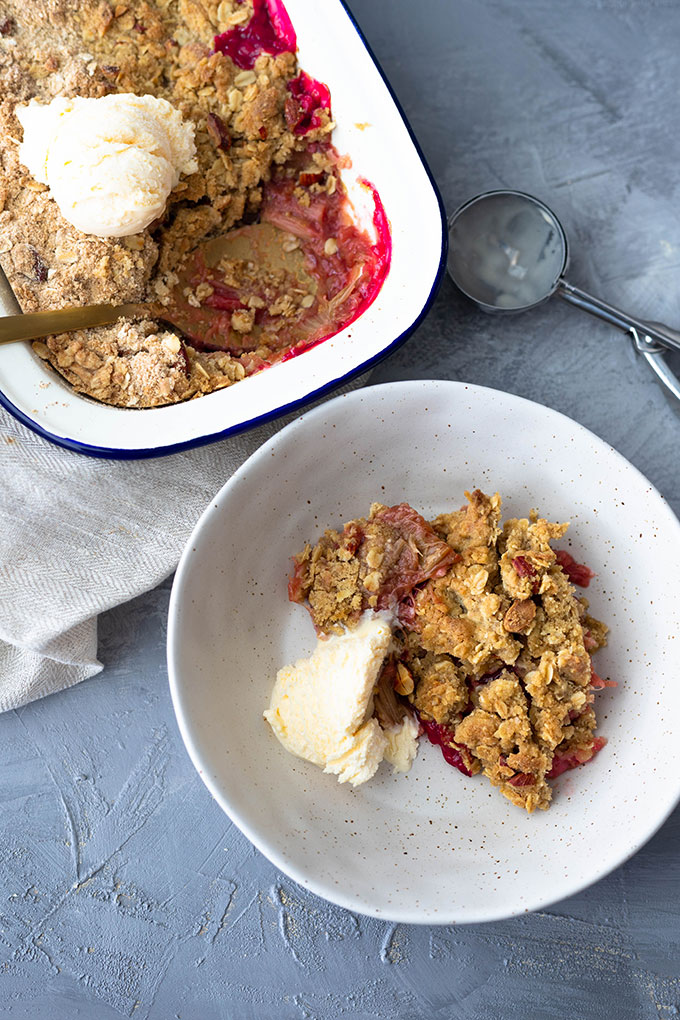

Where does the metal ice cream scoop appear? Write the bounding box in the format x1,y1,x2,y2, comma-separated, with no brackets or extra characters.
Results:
447,189,680,402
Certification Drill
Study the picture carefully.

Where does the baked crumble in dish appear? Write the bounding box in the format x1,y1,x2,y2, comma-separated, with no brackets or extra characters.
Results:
0,0,390,407
287,490,613,813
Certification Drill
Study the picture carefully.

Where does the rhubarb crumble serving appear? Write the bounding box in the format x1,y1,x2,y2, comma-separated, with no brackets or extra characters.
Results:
266,490,613,813
0,0,390,408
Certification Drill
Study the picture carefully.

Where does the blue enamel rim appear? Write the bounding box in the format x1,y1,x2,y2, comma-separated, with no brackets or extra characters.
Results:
0,1,448,460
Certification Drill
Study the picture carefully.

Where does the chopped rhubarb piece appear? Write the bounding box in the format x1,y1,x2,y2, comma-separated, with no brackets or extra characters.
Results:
286,502,449,629
547,736,607,779
213,0,296,69
512,555,540,593
512,555,535,579
177,343,190,378
239,351,271,375
396,590,418,627
342,520,364,557
287,556,308,603
285,71,331,135
261,180,326,238
590,663,617,689
205,112,231,150
31,248,48,283
370,503,456,609
555,549,595,587
508,772,535,787
203,283,243,312
298,171,324,187
583,629,598,652
418,715,474,777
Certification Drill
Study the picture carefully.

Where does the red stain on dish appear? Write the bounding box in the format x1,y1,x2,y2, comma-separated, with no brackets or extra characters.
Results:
265,171,391,362
213,0,296,68
351,178,392,324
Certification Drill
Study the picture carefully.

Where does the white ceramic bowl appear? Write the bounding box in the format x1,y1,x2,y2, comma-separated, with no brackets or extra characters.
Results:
0,0,446,458
167,380,680,923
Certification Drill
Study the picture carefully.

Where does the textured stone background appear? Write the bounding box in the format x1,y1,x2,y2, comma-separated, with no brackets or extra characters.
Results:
2,1,680,1017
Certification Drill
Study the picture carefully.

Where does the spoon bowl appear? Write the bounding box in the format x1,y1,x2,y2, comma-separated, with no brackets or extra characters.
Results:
0,222,321,353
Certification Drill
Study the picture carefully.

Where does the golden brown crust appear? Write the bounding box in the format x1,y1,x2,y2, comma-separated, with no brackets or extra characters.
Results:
0,0,333,406
407,648,469,728
290,490,610,813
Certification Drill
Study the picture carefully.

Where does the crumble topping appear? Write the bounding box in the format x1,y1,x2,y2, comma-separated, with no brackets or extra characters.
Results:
287,490,611,812
32,315,247,406
0,0,353,407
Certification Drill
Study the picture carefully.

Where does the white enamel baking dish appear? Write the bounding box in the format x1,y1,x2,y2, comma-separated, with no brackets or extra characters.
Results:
0,0,447,458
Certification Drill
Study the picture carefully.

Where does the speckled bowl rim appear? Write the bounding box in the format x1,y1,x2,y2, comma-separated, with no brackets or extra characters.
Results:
167,379,680,924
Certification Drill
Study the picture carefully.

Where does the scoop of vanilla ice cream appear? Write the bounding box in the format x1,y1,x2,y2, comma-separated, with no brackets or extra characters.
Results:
264,613,420,786
264,613,392,786
16,93,197,237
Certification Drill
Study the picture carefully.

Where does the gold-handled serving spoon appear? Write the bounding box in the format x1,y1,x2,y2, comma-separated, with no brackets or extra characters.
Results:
0,296,170,344
0,256,173,340
0,223,317,348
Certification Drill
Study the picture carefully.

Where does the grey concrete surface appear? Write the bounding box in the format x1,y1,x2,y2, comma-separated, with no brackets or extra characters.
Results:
2,1,680,1017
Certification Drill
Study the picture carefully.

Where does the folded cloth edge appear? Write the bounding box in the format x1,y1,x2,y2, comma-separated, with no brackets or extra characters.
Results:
0,373,370,711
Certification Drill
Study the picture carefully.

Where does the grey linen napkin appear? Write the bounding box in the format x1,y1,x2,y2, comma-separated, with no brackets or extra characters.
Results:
0,376,366,711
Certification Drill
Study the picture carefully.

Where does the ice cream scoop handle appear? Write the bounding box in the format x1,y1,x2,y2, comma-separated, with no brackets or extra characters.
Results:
556,280,680,401
630,329,680,403
0,303,148,344
556,279,680,355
